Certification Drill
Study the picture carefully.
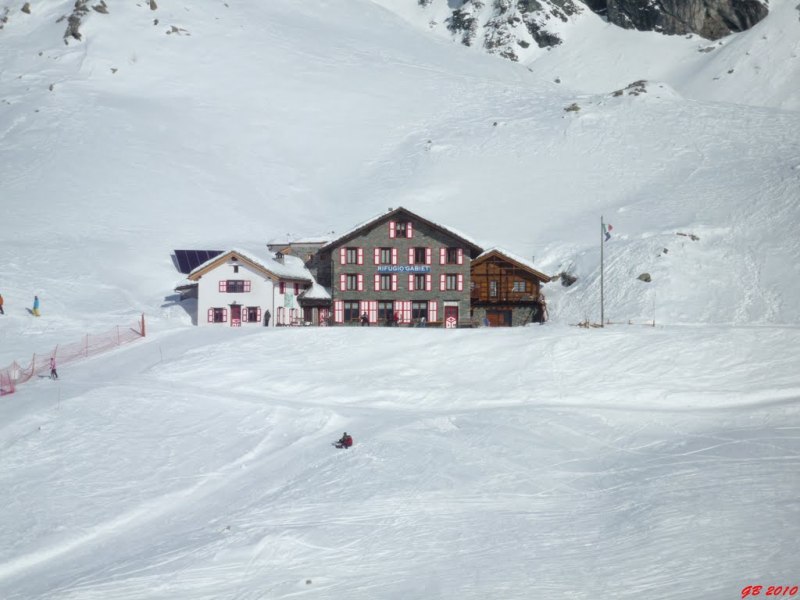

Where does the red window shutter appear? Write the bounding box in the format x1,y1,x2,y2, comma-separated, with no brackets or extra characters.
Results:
279,282,285,294
360,300,368,317
404,301,411,323
207,308,214,323
457,274,464,291
457,248,464,265
391,274,398,291
407,222,413,238
374,248,380,265
440,274,446,291
357,274,364,291
429,301,437,322
408,274,414,291
222,308,228,322
219,281,227,293
369,300,377,323
242,308,249,322
426,247,432,265
426,274,432,291
257,308,262,323
391,248,398,265
408,248,415,265
334,300,344,323
389,221,396,238
294,283,299,295
440,248,446,264
339,274,346,291
244,280,251,292
340,248,347,265
374,274,380,291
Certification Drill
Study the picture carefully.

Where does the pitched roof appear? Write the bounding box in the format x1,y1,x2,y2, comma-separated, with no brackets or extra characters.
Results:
187,248,313,282
318,206,483,255
474,247,552,282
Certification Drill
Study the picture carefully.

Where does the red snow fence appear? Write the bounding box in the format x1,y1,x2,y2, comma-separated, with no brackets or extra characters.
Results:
0,314,146,396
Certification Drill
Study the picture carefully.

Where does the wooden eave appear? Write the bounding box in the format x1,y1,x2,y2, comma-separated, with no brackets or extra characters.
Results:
318,207,484,256
472,250,552,283
187,251,279,282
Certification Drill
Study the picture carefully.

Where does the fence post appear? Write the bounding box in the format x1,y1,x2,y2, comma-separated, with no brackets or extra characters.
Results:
31,354,36,378
141,313,146,337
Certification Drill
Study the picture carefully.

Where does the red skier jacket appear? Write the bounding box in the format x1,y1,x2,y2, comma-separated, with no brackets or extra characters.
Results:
342,435,353,448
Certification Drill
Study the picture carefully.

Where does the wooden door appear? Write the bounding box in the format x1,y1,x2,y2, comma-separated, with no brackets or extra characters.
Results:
230,305,241,327
488,310,512,327
444,305,458,329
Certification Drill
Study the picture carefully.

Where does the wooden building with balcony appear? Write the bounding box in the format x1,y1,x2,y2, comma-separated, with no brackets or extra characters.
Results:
470,248,551,327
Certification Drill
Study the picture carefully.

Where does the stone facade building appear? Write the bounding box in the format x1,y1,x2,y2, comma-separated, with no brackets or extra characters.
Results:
316,207,484,327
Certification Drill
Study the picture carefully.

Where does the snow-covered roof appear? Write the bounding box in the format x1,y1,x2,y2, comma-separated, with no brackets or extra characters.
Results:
476,247,552,282
188,248,313,282
319,206,483,253
299,281,331,301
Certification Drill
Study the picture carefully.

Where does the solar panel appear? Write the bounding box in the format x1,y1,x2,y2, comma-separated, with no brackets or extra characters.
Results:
173,249,224,274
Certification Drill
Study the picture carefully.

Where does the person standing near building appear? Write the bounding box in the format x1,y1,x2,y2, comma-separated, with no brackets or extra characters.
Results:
360,312,369,326
50,356,58,380
264,309,271,327
32,295,41,317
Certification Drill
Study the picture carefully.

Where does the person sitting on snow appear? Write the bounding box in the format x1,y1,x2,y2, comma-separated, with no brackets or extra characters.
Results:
335,432,353,449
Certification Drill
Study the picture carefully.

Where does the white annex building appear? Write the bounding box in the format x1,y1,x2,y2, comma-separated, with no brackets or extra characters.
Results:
181,249,328,327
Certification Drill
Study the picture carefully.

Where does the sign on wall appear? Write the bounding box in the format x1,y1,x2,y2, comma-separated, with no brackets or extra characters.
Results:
376,266,431,273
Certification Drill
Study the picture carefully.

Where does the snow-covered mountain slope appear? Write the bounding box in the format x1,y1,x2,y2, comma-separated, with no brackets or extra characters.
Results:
1,2,800,599
1,0,798,362
374,0,800,110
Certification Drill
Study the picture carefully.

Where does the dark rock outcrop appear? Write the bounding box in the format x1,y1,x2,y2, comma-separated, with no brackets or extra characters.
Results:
587,0,768,40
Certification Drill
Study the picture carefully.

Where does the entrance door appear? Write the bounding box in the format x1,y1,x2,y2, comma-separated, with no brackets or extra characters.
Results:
444,305,458,329
487,310,512,327
230,305,241,327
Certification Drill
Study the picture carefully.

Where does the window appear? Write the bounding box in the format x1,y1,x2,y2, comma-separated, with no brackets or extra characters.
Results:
395,222,407,238
346,274,359,291
233,265,239,274
414,247,426,264
446,248,459,264
512,281,527,292
247,307,259,322
346,247,358,264
344,301,360,322
378,301,393,322
490,280,498,297
213,308,226,323
221,280,250,293
380,274,392,291
380,248,392,264
414,274,426,290
446,274,458,291
412,301,428,320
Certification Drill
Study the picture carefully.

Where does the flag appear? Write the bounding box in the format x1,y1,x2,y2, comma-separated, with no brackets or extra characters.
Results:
603,223,613,242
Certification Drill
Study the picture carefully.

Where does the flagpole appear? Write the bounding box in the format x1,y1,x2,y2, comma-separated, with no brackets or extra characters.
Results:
600,215,604,327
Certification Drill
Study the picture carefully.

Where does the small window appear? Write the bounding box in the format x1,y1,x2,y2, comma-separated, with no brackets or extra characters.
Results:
380,274,392,291
395,222,407,238
446,248,459,264
414,274,426,290
446,274,458,291
512,281,527,292
346,274,359,291
380,248,392,265
233,265,239,274
414,247,426,264
490,281,498,297
346,247,358,264
226,280,249,293
213,308,226,323
247,307,259,322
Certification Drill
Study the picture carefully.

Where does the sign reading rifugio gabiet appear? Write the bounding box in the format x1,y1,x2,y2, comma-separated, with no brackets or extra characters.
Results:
376,265,431,273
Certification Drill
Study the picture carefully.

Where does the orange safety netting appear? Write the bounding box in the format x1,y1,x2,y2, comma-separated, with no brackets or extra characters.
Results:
0,315,145,396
